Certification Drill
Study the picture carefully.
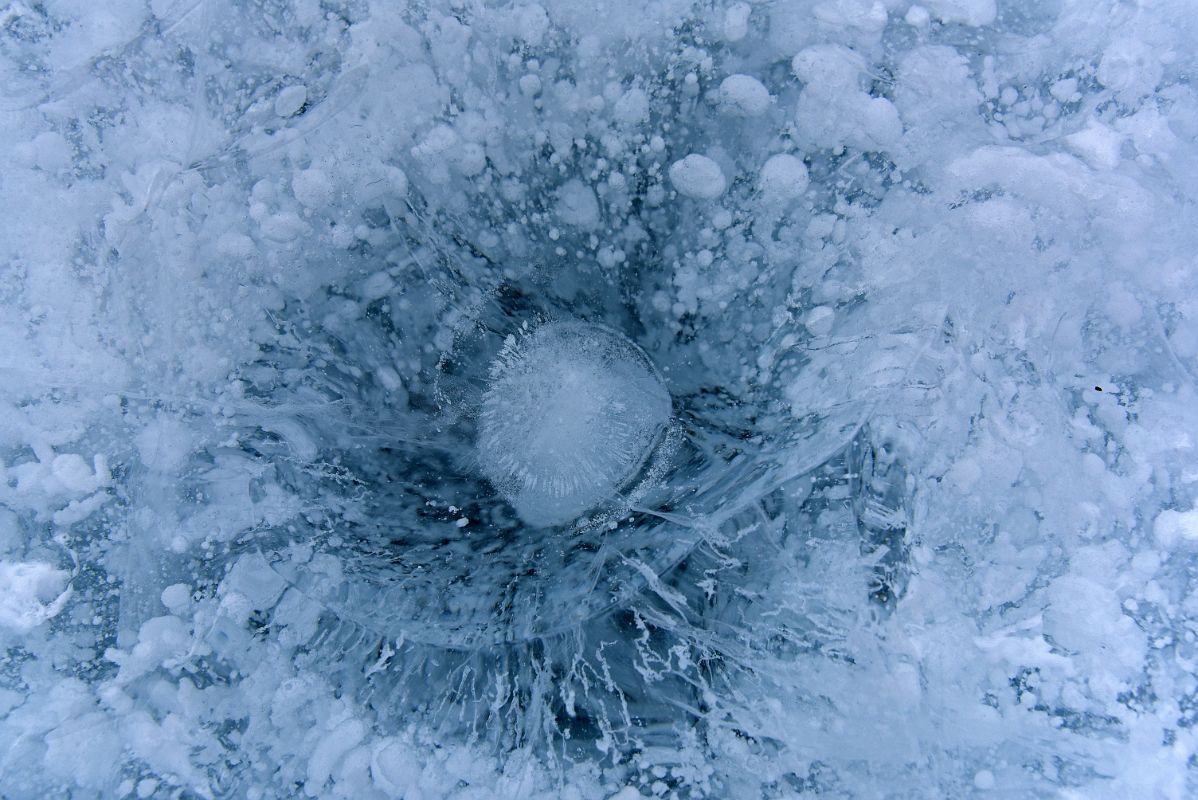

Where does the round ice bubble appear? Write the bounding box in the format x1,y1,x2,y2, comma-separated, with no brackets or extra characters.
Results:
476,321,671,527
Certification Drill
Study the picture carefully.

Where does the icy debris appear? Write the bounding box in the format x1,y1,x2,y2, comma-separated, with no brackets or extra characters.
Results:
370,739,414,795
803,305,835,335
758,153,809,203
411,125,461,182
2,450,111,523
1098,38,1164,102
13,131,73,173
555,179,601,228
1050,78,1079,103
723,3,751,41
477,322,671,526
160,583,191,616
973,769,996,790
306,718,366,794
44,2,147,71
609,787,643,800
1042,574,1146,678
519,73,543,96
0,561,71,633
614,87,651,125
221,553,288,611
793,45,901,151
1065,122,1125,170
717,74,771,117
921,0,996,27
134,417,197,472
509,3,550,45
291,168,335,209
108,615,201,684
1153,507,1198,550
792,44,866,89
668,154,727,199
274,85,308,118
905,5,931,27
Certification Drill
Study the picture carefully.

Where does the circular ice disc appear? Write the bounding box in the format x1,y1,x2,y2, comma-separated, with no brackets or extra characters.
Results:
477,321,671,527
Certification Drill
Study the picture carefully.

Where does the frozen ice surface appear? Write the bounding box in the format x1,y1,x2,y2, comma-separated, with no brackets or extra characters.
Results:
477,322,670,527
2,0,1198,798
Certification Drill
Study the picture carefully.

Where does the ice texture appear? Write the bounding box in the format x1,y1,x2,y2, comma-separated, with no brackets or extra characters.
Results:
476,322,670,527
1,0,1198,798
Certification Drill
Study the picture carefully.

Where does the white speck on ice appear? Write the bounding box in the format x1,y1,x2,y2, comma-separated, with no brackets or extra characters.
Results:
718,74,771,117
669,154,727,199
973,769,996,790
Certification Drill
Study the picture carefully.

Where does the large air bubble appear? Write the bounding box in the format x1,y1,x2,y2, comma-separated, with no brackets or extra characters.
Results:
476,321,671,527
